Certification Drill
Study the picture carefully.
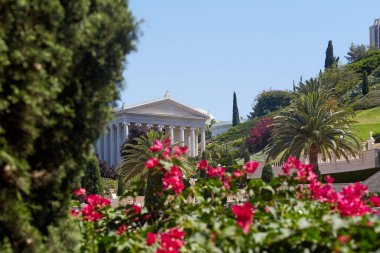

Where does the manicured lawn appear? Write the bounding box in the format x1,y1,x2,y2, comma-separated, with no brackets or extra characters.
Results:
353,106,380,140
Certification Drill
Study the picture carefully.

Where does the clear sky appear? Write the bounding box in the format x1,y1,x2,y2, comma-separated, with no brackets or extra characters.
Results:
120,0,380,121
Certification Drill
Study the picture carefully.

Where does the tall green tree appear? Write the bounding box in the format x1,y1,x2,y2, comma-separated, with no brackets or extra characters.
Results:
261,163,274,183
265,86,361,174
345,43,368,63
249,90,293,118
232,92,240,126
325,40,339,69
117,175,126,196
362,72,369,95
0,1,137,251
84,155,104,195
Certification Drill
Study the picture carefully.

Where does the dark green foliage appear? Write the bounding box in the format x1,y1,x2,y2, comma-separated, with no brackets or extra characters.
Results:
249,90,293,118
232,92,240,126
348,50,380,76
353,89,380,110
84,156,104,195
261,163,273,183
326,168,379,183
117,175,125,196
346,43,368,63
324,40,339,69
0,0,137,251
362,72,369,95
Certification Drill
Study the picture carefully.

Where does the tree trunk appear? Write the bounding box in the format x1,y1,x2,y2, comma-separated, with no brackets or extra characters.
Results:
308,147,321,176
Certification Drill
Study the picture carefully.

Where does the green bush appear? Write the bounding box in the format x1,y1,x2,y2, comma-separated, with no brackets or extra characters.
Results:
261,163,274,183
0,1,137,251
84,156,104,195
117,175,126,196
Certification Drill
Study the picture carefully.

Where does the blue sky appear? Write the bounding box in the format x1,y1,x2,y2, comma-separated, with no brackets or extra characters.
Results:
121,0,380,121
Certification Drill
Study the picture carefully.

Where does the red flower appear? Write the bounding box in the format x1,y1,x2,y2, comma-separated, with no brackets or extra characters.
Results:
206,165,225,177
132,204,141,214
243,161,259,174
174,146,188,156
162,166,184,194
81,204,103,222
233,169,244,178
158,227,185,253
146,158,159,169
116,224,127,235
325,175,334,184
162,147,172,159
338,235,350,244
150,140,164,152
231,202,254,234
70,208,79,217
197,160,208,170
222,175,232,189
72,188,86,196
369,196,380,207
163,138,171,147
146,232,157,246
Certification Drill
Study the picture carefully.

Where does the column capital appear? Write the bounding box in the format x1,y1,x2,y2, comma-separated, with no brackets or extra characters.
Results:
146,124,154,129
168,125,175,129
122,122,130,126
190,127,196,131
179,126,186,130
135,123,142,127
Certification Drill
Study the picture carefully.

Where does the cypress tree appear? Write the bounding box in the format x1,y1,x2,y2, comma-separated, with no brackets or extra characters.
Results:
261,163,274,183
243,148,251,163
84,155,105,195
117,175,126,196
362,72,369,95
232,92,240,126
325,40,339,69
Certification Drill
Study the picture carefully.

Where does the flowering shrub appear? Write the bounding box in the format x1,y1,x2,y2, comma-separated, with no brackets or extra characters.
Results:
246,117,273,152
72,139,380,252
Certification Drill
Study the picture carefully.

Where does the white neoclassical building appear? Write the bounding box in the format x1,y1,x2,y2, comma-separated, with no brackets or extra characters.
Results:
95,92,211,167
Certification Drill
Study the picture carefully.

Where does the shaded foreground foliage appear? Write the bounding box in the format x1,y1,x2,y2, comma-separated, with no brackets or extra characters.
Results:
0,0,137,251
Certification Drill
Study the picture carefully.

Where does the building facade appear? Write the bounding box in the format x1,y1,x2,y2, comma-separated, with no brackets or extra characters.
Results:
95,92,210,167
370,18,380,49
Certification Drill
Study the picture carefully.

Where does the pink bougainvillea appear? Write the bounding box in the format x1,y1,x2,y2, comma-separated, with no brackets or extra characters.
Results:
162,166,184,195
157,227,185,253
243,161,259,174
231,202,254,234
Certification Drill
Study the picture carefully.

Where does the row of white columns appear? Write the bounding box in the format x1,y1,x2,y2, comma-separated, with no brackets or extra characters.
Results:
95,123,206,167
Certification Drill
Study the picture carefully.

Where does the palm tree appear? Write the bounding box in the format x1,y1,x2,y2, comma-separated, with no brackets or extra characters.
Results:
265,88,361,173
117,130,195,211
118,130,194,183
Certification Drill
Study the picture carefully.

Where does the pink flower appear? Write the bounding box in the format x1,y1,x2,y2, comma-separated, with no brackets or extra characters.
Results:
369,196,380,207
243,161,259,174
206,165,225,177
85,194,110,208
70,208,79,217
116,224,127,235
132,204,141,214
150,140,164,152
233,170,244,178
81,204,103,222
325,175,334,184
231,202,254,234
197,160,208,170
162,147,172,159
222,175,232,189
72,188,86,196
338,235,350,244
146,158,159,169
163,138,171,147
162,166,184,194
146,232,157,246
158,227,185,253
174,146,188,156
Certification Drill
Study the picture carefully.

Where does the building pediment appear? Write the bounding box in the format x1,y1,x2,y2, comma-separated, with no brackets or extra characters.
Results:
119,98,210,120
